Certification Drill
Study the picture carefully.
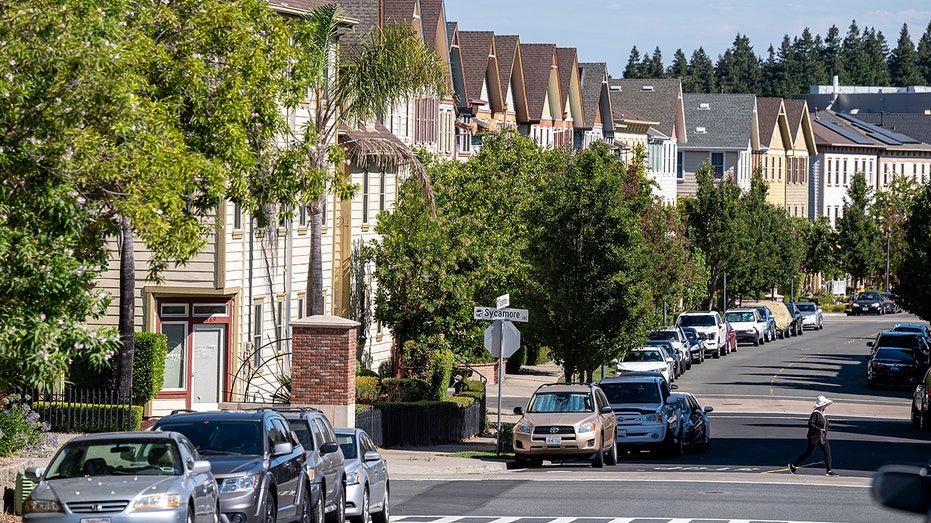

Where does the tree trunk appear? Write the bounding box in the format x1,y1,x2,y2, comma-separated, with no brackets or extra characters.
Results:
118,215,135,398
306,197,325,316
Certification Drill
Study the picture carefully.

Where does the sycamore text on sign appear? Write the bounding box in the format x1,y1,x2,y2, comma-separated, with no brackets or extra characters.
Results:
473,306,529,322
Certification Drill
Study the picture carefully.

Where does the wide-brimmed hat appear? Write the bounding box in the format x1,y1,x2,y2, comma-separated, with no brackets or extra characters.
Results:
815,395,834,408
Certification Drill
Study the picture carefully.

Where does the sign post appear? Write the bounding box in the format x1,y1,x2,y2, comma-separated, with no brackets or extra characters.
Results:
476,298,527,455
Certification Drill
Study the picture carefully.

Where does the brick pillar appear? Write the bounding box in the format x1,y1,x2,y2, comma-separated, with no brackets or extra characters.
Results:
290,315,360,428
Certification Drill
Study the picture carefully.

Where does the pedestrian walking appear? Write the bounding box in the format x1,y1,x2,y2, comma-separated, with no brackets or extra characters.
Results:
789,395,838,476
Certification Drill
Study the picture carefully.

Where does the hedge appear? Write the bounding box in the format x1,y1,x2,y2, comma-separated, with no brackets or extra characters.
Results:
34,401,143,432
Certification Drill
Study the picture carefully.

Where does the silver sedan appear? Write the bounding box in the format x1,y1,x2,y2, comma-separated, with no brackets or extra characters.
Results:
335,428,389,523
23,431,219,523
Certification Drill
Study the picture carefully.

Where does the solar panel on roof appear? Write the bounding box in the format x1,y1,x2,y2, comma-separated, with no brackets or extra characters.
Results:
815,118,874,145
835,113,919,144
865,132,902,146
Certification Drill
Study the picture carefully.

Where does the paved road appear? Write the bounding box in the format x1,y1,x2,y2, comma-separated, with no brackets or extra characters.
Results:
387,313,930,522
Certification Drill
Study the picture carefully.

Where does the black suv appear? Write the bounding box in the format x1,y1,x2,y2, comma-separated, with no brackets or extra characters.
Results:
274,408,347,523
152,410,310,523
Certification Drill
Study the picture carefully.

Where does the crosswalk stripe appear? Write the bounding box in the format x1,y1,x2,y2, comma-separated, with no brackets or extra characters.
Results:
390,516,847,523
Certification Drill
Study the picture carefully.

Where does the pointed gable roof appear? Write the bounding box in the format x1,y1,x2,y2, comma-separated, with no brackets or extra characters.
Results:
556,48,582,125
446,21,468,111
607,78,685,141
681,93,759,150
383,0,420,36
494,35,529,123
784,98,818,155
520,43,558,122
577,62,608,130
755,97,788,149
458,31,502,111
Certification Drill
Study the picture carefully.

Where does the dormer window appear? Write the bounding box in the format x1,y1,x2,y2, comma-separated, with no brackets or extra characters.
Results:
641,85,655,92
609,85,621,92
695,127,707,134
698,103,710,110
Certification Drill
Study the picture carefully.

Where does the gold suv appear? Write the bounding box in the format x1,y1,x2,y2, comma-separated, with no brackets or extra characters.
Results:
511,383,618,468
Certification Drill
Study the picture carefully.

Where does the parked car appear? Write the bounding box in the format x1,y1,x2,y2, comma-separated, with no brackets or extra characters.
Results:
795,302,824,330
866,333,926,389
723,308,765,346
151,409,311,523
880,292,901,314
668,391,713,455
850,291,885,316
511,382,618,468
648,326,693,370
335,428,389,523
598,372,681,456
785,302,805,336
724,321,738,353
675,310,728,359
645,339,684,379
893,323,931,341
748,300,793,339
23,431,218,523
753,305,778,342
680,327,705,364
911,367,931,431
869,331,931,369
276,407,347,523
616,346,674,384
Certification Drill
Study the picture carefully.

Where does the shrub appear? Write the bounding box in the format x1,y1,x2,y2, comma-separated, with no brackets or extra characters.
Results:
505,346,526,373
0,395,57,457
379,378,432,402
132,332,168,406
356,376,380,403
427,349,455,401
496,422,514,453
525,346,550,366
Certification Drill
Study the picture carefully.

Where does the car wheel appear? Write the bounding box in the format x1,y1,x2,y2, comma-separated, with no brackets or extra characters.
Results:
676,432,686,456
372,488,389,523
187,507,196,523
592,439,605,468
713,348,720,359
921,411,931,433
326,487,346,523
606,436,618,466
213,501,221,523
308,491,324,523
754,336,760,347
867,378,875,389
912,405,921,429
261,494,276,523
352,487,370,523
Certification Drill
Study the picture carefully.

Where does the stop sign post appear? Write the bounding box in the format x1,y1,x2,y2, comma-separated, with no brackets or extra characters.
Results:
476,295,527,455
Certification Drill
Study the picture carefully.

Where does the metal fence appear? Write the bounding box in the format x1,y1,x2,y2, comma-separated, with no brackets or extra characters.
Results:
10,387,134,433
356,398,485,448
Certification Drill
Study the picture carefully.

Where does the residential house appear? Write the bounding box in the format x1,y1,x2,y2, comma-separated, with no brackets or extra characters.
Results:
607,78,685,205
754,97,790,208
783,99,817,219
446,21,473,159
457,30,504,150
678,93,759,196
554,48,582,148
518,43,562,148
575,62,614,150
495,35,529,131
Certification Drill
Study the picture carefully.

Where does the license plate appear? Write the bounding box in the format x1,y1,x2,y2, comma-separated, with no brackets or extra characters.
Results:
81,518,111,523
545,435,562,444
618,428,627,438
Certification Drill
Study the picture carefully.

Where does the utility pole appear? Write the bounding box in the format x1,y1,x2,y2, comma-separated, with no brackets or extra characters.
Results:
885,229,891,291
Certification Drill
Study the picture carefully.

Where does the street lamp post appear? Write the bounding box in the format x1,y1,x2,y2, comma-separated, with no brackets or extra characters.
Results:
885,229,891,292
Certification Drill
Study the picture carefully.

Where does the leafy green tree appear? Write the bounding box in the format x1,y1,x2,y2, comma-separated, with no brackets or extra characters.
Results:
837,172,883,289
896,184,931,320
889,24,924,86
522,143,651,381
803,216,841,281
683,163,743,308
874,176,920,290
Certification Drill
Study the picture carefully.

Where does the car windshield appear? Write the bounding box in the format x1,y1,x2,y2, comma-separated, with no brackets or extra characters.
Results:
678,314,714,327
724,312,755,322
754,307,770,317
336,433,357,460
859,292,881,300
527,392,594,413
648,331,675,341
623,350,664,362
600,383,661,404
44,439,183,479
874,347,917,361
876,335,919,349
156,420,263,455
893,326,924,335
682,328,699,341
290,421,315,450
796,303,817,312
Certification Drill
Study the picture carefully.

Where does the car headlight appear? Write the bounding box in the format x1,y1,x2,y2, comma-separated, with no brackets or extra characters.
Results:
516,421,532,434
134,493,182,510
345,470,360,485
24,499,62,513
220,474,260,493
578,422,596,434
708,332,716,339
643,413,662,423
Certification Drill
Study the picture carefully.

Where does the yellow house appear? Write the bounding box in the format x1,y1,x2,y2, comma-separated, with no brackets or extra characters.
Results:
784,99,817,219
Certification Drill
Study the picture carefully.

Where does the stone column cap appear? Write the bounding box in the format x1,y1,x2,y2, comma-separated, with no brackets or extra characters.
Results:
291,315,360,329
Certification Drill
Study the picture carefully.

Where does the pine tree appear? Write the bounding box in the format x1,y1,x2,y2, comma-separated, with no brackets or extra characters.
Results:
820,24,846,82
793,28,826,92
624,46,643,78
918,21,931,83
862,27,891,85
646,46,665,78
667,49,689,80
687,47,716,93
842,20,867,84
889,24,923,86
715,34,761,94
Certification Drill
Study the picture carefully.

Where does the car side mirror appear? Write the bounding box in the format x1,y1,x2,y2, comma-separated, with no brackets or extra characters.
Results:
867,341,874,347
24,467,43,481
513,406,524,415
321,441,340,455
191,460,211,474
272,441,294,457
871,464,931,515
600,405,614,414
363,450,382,462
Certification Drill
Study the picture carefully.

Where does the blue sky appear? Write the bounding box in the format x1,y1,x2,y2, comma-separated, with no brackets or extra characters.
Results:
444,1,931,78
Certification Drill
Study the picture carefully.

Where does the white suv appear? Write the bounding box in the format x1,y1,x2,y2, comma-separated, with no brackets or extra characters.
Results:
724,308,765,346
675,311,728,358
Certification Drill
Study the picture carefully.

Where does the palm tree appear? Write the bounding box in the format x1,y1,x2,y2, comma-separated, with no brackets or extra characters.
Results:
289,5,449,316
